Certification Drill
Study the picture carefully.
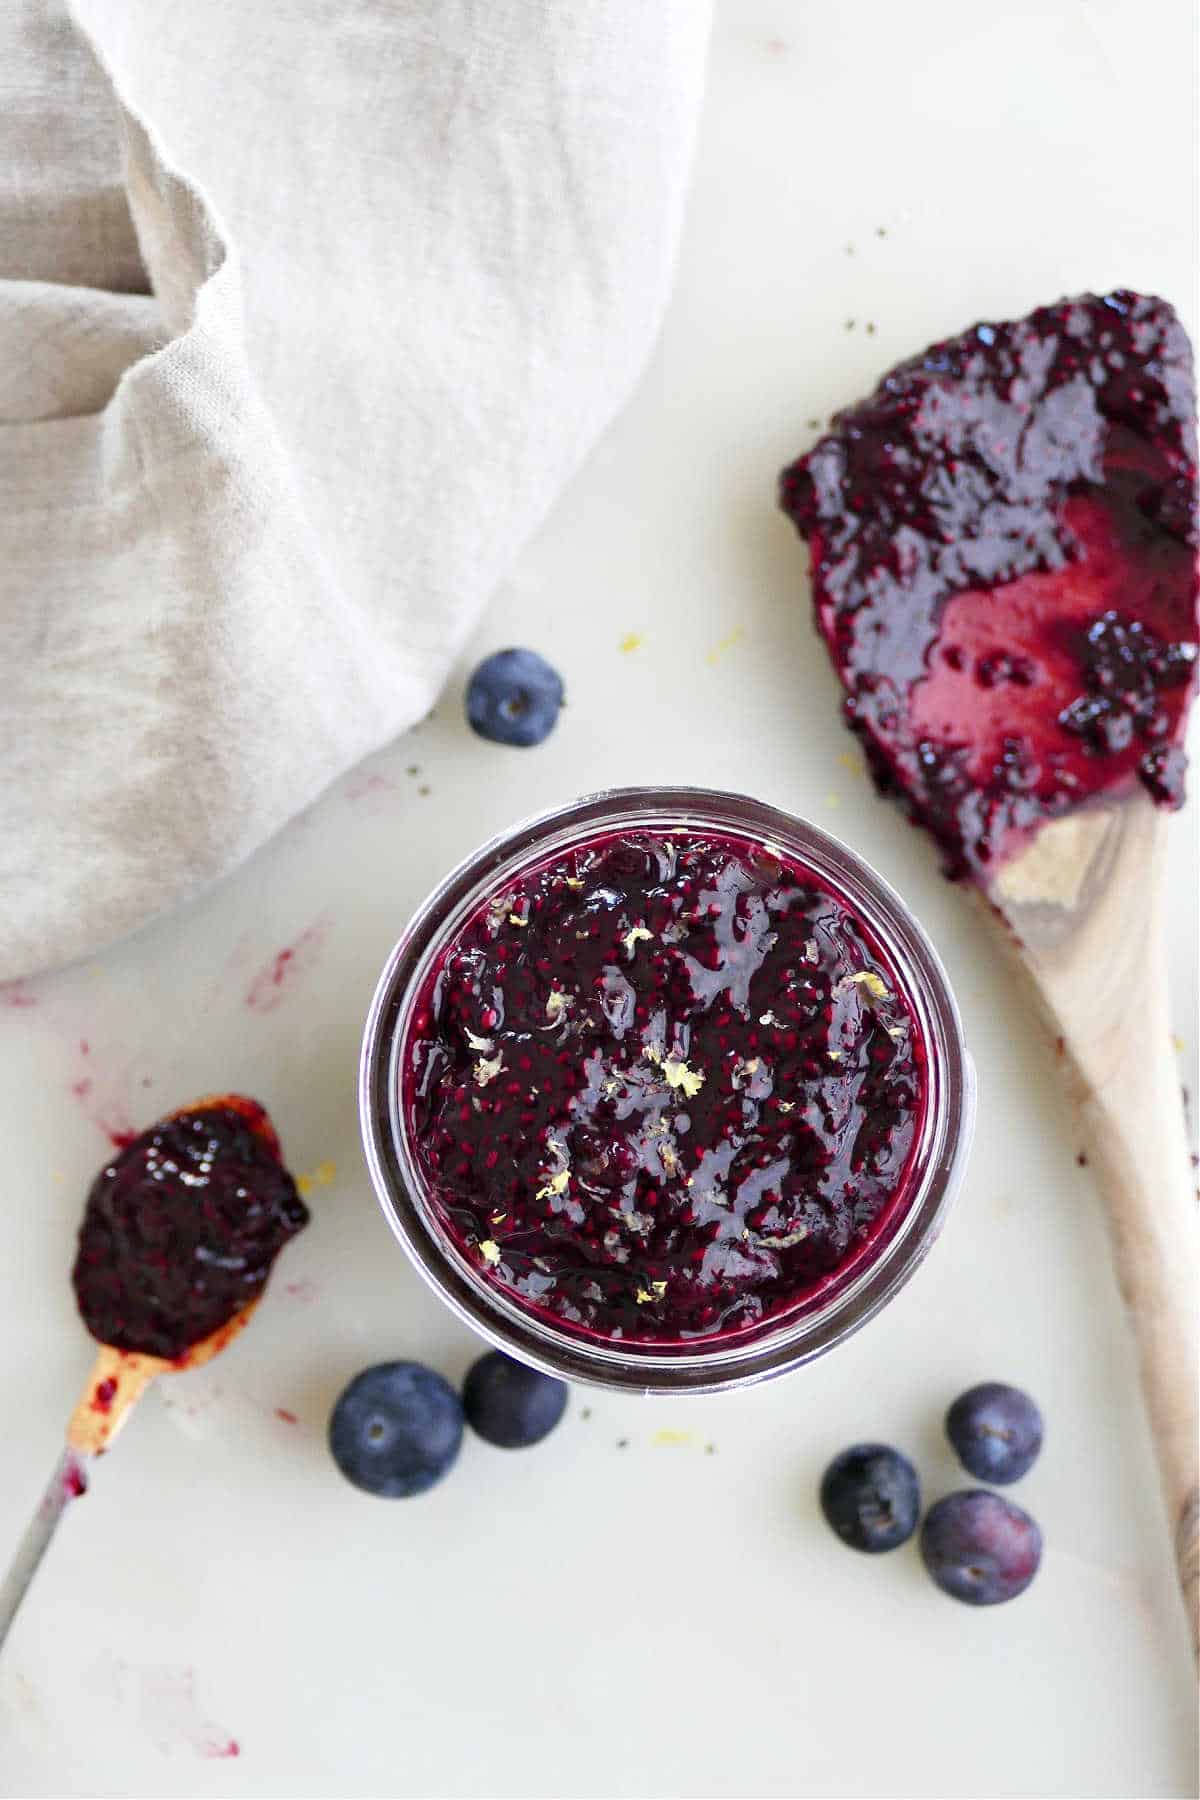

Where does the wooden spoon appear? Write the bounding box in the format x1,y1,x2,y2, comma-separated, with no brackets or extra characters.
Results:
0,1302,261,1650
987,789,1198,1650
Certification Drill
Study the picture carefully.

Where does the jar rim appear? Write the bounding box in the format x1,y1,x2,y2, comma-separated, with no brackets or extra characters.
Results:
359,786,975,1394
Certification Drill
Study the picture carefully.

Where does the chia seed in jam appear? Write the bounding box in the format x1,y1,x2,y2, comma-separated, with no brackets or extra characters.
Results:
780,291,1199,879
402,829,926,1344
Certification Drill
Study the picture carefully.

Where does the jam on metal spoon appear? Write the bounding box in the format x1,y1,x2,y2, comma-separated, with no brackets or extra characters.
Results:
779,290,1200,1651
0,1096,307,1648
72,1094,308,1363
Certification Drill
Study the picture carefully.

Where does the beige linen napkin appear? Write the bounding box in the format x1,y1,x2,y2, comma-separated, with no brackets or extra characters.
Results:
0,0,710,980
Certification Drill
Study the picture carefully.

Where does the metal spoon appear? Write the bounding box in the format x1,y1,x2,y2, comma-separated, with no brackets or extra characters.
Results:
0,1301,260,1649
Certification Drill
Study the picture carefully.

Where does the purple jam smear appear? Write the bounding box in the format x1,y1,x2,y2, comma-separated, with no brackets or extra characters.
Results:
780,291,1199,880
403,830,926,1344
71,1098,309,1359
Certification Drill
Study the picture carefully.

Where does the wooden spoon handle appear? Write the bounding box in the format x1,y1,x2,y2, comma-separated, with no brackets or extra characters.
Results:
992,796,1198,1653
1077,997,1199,1651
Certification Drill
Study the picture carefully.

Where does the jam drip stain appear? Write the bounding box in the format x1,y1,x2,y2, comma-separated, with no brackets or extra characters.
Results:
780,291,1199,878
405,831,925,1344
89,1377,117,1414
71,1103,309,1359
62,1453,88,1500
244,920,330,1013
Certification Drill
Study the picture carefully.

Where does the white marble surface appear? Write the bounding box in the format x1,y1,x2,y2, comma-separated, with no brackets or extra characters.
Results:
2,3,1198,1796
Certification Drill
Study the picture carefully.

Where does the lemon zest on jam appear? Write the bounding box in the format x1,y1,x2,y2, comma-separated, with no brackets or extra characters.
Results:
474,1052,504,1087
478,1239,501,1265
759,1223,810,1248
662,1056,704,1098
834,970,889,1002
622,926,653,953
635,1278,668,1303
535,1169,571,1201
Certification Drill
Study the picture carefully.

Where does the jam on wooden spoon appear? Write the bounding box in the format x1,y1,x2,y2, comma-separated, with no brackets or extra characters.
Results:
780,290,1200,1652
0,1096,308,1647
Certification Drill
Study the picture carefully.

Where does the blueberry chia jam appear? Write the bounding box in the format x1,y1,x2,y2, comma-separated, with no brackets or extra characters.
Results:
72,1098,308,1359
780,291,1199,880
404,829,924,1343
361,790,974,1392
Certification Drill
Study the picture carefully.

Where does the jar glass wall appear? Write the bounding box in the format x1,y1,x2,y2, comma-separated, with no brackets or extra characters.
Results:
360,787,975,1394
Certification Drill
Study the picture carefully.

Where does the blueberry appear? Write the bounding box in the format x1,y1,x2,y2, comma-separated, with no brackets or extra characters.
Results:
463,1350,568,1448
465,649,564,747
819,1443,920,1552
920,1490,1042,1605
946,1382,1043,1484
328,1362,463,1497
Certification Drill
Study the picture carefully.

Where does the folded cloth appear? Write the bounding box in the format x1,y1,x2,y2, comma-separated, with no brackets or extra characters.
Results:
0,0,710,980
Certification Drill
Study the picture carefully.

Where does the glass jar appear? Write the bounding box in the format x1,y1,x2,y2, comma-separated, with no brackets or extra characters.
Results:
360,787,975,1394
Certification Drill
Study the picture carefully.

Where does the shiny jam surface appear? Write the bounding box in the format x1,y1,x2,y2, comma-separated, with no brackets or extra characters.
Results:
72,1099,309,1358
780,291,1199,880
403,829,927,1344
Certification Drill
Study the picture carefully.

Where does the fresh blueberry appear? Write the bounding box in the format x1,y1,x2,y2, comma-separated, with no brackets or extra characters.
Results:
465,648,564,747
462,1350,568,1448
946,1382,1043,1484
819,1443,921,1552
920,1490,1042,1605
328,1362,463,1497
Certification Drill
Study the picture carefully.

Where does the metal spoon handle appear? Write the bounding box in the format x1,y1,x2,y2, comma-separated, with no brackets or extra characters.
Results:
0,1302,260,1653
0,1448,89,1651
